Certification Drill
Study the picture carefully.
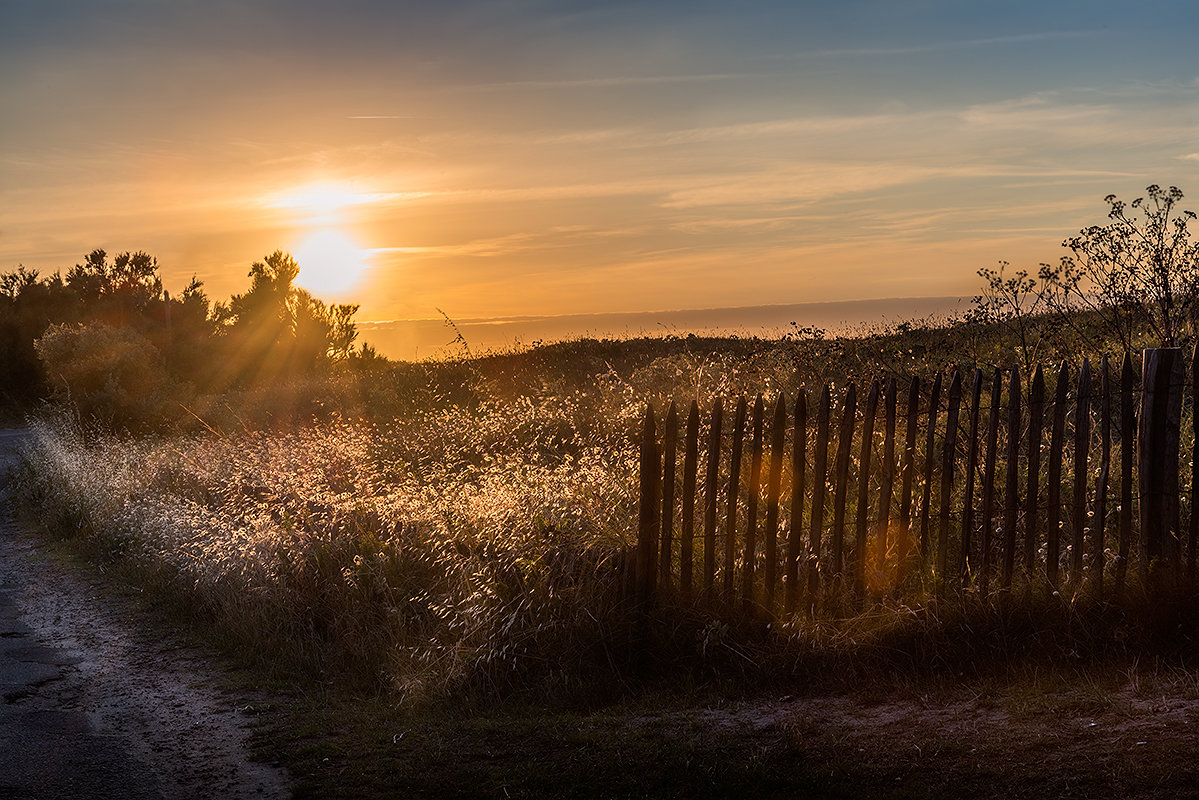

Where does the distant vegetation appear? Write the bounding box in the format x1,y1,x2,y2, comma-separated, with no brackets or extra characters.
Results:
1,185,1195,432
0,248,362,427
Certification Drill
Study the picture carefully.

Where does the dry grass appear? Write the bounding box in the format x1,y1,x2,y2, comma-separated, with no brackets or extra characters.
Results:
15,317,1199,707
16,404,642,701
20,401,1199,709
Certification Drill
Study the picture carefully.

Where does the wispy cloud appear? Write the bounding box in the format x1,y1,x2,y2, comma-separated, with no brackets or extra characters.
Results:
455,72,774,91
372,225,641,260
790,30,1098,59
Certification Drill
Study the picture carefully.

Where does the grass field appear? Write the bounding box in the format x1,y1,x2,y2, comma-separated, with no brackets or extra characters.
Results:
16,314,1199,796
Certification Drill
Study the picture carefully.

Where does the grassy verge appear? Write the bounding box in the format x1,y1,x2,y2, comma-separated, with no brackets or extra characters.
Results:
251,659,1199,799
254,692,838,800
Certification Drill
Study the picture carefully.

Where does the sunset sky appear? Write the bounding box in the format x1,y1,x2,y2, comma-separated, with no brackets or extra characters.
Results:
3,1,1198,351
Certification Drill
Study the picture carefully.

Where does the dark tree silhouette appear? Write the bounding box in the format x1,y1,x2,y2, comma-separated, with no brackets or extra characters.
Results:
0,247,361,421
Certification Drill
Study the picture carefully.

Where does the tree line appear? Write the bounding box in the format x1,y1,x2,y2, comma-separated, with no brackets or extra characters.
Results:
0,248,364,425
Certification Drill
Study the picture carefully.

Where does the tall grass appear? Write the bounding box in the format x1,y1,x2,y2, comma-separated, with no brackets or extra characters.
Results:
17,320,1199,703
16,404,643,701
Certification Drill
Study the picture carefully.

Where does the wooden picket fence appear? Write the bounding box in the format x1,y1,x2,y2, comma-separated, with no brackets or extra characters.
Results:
633,347,1198,618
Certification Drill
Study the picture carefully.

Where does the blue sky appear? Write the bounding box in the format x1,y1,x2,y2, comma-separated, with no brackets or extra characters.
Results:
2,0,1197,343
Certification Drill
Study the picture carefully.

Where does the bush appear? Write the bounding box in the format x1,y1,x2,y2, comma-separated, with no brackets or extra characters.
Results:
34,322,176,429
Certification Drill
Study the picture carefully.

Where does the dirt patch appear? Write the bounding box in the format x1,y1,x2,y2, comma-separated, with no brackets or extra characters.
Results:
0,519,291,798
0,430,290,799
614,682,1199,799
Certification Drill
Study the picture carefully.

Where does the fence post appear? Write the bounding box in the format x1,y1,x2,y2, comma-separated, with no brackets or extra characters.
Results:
763,394,787,614
636,405,660,609
1002,365,1021,589
785,389,808,615
1117,354,1135,588
1047,361,1069,586
680,401,700,597
660,401,678,589
1072,359,1092,583
1025,365,1045,576
1139,347,1184,578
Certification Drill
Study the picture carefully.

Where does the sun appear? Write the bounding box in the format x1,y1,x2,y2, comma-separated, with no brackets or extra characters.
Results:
293,229,370,298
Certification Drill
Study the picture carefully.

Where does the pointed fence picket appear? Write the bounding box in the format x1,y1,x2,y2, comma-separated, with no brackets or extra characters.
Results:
633,348,1199,619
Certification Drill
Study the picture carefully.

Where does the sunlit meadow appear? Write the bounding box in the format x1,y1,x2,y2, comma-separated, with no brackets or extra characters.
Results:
14,331,898,699
17,306,1199,704
18,393,646,699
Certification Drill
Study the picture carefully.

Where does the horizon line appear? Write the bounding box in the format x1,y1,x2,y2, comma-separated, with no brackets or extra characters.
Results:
357,294,968,327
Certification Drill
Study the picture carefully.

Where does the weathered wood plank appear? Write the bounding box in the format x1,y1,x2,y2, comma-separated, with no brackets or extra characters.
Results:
980,368,1002,595
1003,365,1021,589
1072,358,1092,581
680,400,700,597
877,377,898,587
854,380,879,597
1095,356,1110,595
637,405,660,605
897,377,920,578
786,389,808,615
1192,344,1199,583
831,383,857,591
724,396,747,601
763,394,787,613
1047,361,1069,586
920,373,943,559
743,396,765,611
809,386,832,605
1117,353,1134,588
962,369,983,584
938,370,963,584
660,401,678,588
702,398,723,599
1026,365,1045,576
1140,349,1184,577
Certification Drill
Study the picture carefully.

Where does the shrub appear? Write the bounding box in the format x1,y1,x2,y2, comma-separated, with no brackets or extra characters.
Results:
34,322,174,429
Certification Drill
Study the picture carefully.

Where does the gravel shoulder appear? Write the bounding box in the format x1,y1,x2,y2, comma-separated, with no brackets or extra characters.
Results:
0,429,290,799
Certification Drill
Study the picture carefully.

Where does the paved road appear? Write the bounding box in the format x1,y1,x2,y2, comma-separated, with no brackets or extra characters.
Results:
0,429,290,799
0,585,166,799
0,430,160,798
